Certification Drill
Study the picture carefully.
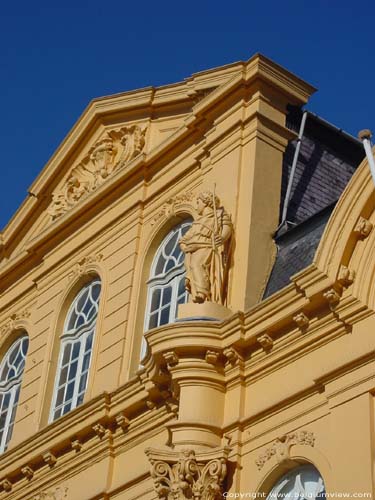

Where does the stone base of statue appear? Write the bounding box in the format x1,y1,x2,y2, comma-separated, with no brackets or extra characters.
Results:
177,301,233,322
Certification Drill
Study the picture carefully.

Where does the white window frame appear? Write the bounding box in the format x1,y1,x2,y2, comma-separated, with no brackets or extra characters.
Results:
49,279,101,422
0,334,29,453
141,220,192,358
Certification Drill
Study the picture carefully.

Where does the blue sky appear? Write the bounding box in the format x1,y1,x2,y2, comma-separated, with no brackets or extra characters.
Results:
1,0,374,230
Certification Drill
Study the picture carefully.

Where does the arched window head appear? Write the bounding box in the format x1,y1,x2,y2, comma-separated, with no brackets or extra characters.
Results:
0,334,29,453
267,464,325,500
145,220,192,331
50,279,101,422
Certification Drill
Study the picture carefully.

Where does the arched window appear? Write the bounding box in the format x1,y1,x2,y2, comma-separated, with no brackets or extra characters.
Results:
266,464,325,500
50,279,101,422
0,334,29,453
145,220,192,332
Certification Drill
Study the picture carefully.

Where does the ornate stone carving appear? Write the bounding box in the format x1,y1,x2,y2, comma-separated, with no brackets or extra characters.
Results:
151,191,195,226
323,288,340,310
71,438,83,452
223,347,241,366
163,351,179,368
68,253,103,280
338,265,355,287
293,312,309,330
354,216,373,239
0,309,31,337
146,447,230,500
179,191,233,305
255,430,315,470
33,486,68,500
205,350,219,365
42,451,57,467
21,465,34,480
92,423,107,438
257,333,273,351
116,412,130,432
0,479,12,492
49,125,147,220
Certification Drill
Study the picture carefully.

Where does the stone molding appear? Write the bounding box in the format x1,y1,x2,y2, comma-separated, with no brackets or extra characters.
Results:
145,447,230,500
255,430,315,470
49,125,147,220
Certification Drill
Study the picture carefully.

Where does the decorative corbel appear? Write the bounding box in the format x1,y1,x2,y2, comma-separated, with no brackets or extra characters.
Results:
21,465,34,480
146,400,157,410
337,265,355,287
293,312,309,331
223,347,241,366
257,333,273,351
116,412,130,432
205,350,220,365
163,351,179,368
42,451,57,467
92,423,107,439
0,479,12,492
354,216,373,239
323,288,340,310
71,438,83,452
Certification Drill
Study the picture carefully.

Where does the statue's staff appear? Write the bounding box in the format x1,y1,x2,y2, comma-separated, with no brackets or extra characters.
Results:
212,184,223,303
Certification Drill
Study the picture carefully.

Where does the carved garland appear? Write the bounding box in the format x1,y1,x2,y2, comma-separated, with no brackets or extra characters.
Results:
49,125,147,220
0,309,30,338
255,430,315,470
151,191,195,226
68,253,103,280
146,447,229,500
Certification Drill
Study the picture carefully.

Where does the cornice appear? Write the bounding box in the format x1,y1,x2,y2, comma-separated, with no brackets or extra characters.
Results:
0,367,174,495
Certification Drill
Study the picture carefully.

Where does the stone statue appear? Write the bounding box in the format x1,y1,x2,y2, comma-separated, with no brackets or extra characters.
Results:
179,191,233,305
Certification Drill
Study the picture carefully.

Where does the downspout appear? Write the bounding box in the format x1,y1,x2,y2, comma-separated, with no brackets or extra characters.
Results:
278,110,308,231
358,129,375,187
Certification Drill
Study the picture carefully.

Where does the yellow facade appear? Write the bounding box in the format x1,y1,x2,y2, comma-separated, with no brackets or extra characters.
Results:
0,54,374,499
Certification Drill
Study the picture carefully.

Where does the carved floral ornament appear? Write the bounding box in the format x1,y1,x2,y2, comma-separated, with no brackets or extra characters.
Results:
255,430,315,471
0,309,30,337
68,253,103,280
151,191,195,226
49,125,147,220
32,486,68,500
146,447,230,500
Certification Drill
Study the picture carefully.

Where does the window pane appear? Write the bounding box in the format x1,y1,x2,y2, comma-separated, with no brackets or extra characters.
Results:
150,289,161,312
62,344,72,365
164,232,178,256
148,312,159,330
160,306,170,326
162,287,172,306
68,361,78,381
72,342,81,360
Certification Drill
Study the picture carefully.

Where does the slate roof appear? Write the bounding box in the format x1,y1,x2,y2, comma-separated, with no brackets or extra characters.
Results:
263,107,365,299
263,205,332,298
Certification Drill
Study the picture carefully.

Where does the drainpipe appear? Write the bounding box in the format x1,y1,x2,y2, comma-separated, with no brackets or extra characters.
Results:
358,129,375,187
279,110,308,230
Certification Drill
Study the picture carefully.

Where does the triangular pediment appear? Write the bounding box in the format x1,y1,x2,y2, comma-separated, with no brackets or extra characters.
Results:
0,55,315,276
